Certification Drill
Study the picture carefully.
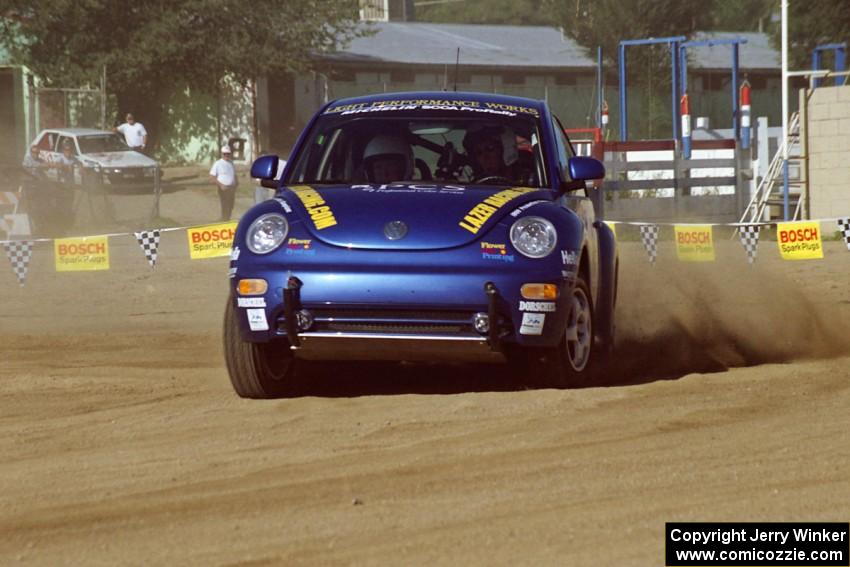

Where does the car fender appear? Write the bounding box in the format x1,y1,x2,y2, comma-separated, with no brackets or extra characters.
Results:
592,220,618,352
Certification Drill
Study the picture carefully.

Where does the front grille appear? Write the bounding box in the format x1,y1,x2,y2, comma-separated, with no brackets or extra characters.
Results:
277,308,480,336
324,322,466,334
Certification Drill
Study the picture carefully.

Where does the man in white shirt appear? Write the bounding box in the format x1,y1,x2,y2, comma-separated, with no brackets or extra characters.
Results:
210,145,238,221
115,113,148,152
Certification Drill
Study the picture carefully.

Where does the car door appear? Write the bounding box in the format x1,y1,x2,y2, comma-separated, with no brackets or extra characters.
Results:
551,116,600,304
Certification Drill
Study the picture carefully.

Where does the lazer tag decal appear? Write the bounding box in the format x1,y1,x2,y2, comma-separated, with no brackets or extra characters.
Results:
459,188,536,234
288,186,338,230
230,246,240,261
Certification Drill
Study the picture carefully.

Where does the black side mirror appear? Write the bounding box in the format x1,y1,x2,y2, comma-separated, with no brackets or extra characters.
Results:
251,155,280,189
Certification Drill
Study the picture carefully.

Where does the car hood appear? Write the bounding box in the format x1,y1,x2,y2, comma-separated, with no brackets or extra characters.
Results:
80,151,157,167
280,183,551,250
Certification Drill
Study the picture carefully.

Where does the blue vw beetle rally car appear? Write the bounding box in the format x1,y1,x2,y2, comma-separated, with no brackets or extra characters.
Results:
224,92,617,398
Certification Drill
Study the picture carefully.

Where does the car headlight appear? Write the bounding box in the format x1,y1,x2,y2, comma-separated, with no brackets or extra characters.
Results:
509,216,557,258
246,213,288,254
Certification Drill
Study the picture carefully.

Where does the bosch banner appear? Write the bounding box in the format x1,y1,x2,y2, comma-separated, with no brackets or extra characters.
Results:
187,222,237,260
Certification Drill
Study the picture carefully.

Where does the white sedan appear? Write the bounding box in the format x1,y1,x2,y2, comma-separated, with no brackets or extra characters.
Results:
30,128,159,189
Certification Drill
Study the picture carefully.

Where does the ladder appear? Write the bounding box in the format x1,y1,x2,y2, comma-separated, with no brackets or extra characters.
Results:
738,110,807,224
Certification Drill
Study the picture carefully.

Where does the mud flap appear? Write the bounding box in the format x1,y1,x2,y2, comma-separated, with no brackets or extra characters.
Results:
593,221,617,353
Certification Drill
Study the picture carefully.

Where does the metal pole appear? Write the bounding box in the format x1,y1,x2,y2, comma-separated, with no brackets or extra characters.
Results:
671,41,679,140
811,49,821,88
837,46,847,85
101,65,107,130
732,43,739,140
597,46,603,128
679,45,688,97
781,0,790,221
619,43,627,140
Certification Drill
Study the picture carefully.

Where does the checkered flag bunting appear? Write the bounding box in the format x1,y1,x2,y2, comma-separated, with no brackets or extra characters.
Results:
738,224,761,264
134,230,160,267
4,240,34,286
639,224,660,264
838,218,850,252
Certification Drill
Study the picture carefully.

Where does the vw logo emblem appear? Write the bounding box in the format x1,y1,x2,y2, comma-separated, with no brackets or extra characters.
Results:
383,220,408,240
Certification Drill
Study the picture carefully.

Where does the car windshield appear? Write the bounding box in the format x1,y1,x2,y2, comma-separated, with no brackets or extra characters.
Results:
288,101,547,187
77,134,130,153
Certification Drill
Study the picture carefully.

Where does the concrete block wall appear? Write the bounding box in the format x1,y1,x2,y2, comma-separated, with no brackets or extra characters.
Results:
807,84,850,219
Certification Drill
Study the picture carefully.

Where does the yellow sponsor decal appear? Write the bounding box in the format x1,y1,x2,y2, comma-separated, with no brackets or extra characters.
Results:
187,221,237,259
605,221,617,239
459,188,537,234
776,221,823,260
674,225,715,262
55,236,110,271
289,185,338,230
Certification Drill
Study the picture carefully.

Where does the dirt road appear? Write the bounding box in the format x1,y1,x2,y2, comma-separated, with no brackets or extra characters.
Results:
2,183,849,565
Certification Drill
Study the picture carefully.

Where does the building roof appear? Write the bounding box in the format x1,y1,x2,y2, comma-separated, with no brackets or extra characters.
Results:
686,32,780,71
323,23,781,74
324,21,596,70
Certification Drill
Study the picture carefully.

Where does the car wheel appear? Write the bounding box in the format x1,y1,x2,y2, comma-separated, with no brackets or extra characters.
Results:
223,297,297,398
529,274,596,388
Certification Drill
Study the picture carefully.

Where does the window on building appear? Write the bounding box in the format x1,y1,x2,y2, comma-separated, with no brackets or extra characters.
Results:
391,69,415,83
555,74,577,86
502,73,526,85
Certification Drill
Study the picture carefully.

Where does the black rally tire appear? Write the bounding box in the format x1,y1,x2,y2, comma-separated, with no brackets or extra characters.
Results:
222,297,297,398
529,274,597,389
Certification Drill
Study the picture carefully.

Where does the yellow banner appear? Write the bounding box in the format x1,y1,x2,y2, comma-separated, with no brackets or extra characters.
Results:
776,221,823,260
55,236,110,271
187,222,238,259
674,225,715,262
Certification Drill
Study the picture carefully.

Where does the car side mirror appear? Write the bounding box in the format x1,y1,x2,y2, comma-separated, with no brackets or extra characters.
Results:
251,155,279,189
568,156,605,182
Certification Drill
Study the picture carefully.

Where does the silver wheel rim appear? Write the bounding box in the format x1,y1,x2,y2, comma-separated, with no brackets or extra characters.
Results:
564,286,592,371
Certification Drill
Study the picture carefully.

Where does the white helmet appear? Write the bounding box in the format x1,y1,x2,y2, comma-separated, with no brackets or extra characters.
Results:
363,135,413,181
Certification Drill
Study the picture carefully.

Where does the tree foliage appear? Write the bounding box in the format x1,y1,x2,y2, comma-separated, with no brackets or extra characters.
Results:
415,0,549,26
775,0,850,69
0,0,361,149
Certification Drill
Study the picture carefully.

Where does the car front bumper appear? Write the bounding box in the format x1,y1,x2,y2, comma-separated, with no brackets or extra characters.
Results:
231,267,574,362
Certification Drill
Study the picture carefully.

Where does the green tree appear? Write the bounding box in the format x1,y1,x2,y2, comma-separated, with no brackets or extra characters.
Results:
772,0,850,69
543,0,715,138
0,0,361,152
710,0,775,32
416,0,549,25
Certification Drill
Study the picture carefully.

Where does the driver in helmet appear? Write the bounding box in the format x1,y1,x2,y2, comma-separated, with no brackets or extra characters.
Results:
462,125,521,184
363,135,413,183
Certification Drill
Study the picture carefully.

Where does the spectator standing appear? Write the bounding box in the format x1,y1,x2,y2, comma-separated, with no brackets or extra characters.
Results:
22,145,50,180
210,145,239,221
115,113,148,152
54,141,79,185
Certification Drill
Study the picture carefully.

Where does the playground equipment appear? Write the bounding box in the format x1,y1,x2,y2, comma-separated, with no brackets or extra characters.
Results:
811,43,847,87
618,36,686,141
